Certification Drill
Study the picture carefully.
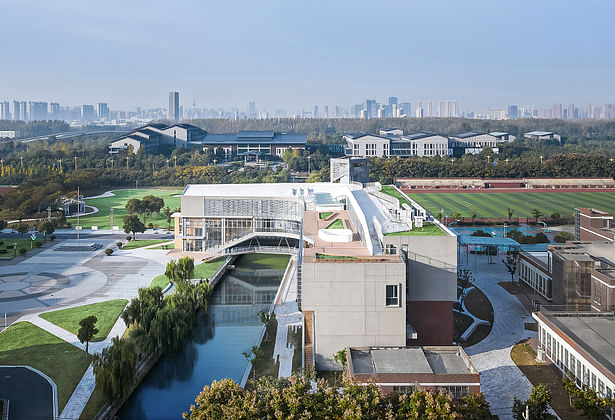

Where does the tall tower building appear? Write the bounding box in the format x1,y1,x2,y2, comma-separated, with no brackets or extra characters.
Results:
12,101,21,120
97,103,110,120
248,101,256,118
427,101,432,117
19,101,28,121
437,100,444,117
49,103,60,120
0,102,10,120
169,91,180,121
81,105,96,122
415,101,423,118
452,101,458,118
28,101,48,121
313,105,319,118
567,104,574,120
552,104,562,119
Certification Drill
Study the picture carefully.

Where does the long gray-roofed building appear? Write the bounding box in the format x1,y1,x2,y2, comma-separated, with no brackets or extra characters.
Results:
533,309,615,415
109,123,305,157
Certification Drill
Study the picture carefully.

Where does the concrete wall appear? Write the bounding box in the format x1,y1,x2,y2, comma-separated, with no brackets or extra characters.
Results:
301,260,407,370
181,195,205,218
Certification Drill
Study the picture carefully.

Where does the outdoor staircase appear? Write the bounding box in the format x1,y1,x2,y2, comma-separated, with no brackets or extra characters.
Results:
54,243,103,252
304,310,314,368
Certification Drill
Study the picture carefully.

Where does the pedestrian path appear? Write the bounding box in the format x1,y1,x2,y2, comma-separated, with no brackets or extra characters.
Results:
461,250,546,419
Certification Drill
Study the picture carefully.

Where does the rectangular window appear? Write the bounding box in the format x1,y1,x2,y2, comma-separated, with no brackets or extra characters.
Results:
384,244,397,255
594,280,602,304
386,284,400,307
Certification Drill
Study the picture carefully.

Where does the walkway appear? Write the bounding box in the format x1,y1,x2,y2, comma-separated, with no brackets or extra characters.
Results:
461,250,538,419
272,258,302,378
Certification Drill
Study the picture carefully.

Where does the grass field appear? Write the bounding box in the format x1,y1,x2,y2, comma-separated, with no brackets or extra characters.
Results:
407,191,615,218
381,185,411,207
0,237,42,259
0,322,90,412
121,239,172,250
150,258,225,289
81,188,182,230
39,299,128,342
384,222,446,236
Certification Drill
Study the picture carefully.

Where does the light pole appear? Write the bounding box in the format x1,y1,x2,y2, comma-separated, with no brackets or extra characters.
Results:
20,157,23,167
58,159,62,172
540,155,544,165
126,156,129,169
307,156,311,174
166,159,169,168
0,159,3,174
173,156,177,168
74,156,78,171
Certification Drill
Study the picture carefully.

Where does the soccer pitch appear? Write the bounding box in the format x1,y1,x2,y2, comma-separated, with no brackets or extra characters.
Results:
406,191,615,218
81,188,183,230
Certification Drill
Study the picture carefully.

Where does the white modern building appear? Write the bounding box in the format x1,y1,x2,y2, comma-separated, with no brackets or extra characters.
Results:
173,181,458,369
534,309,615,419
449,131,504,156
394,132,450,157
343,132,391,157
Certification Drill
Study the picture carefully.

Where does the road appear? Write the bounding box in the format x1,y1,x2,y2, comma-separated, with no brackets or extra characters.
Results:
17,129,129,143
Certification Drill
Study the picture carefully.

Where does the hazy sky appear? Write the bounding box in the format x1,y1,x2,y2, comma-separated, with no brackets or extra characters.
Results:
2,0,614,112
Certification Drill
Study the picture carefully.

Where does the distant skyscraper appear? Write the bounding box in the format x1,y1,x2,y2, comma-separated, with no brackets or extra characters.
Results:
169,91,180,121
313,105,319,118
437,100,444,117
507,105,519,119
19,101,28,121
248,101,256,118
0,102,10,120
97,102,110,120
399,102,411,117
427,101,432,117
415,101,423,118
81,104,96,122
12,101,20,121
445,100,451,117
49,103,60,120
552,103,562,119
567,104,574,120
388,96,398,106
28,101,48,121
365,99,377,118
377,105,385,118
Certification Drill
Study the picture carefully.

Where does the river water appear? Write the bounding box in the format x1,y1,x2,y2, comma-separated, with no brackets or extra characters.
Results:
119,254,289,419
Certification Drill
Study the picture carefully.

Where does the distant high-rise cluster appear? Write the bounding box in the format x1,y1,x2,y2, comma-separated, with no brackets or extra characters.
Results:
1,91,614,123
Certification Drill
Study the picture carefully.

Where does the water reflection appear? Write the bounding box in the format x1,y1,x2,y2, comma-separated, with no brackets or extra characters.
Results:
119,255,287,419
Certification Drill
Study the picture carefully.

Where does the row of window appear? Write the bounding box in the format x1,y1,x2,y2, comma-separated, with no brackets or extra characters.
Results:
391,385,470,398
520,261,552,299
541,326,613,400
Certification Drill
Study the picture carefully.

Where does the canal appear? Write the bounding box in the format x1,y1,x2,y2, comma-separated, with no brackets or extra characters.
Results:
119,253,290,419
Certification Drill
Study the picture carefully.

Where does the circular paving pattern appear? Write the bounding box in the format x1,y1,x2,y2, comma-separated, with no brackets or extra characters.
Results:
0,272,69,301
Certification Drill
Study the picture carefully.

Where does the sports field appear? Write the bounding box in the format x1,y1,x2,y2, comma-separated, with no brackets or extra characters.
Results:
406,191,615,218
81,188,183,230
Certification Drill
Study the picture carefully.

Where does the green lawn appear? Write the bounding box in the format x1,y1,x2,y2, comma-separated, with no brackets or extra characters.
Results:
149,242,175,250
39,299,128,342
385,222,446,236
0,322,90,412
121,239,172,250
315,253,357,260
407,191,615,219
81,188,182,230
150,274,170,289
150,258,225,289
0,237,43,259
193,258,225,280
319,212,333,219
234,253,290,271
381,185,411,208
325,219,344,229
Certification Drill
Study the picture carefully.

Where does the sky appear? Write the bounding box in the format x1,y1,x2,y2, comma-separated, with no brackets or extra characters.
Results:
1,0,614,112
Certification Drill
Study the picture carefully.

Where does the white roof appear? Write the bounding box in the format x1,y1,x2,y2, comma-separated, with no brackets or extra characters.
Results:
525,131,554,136
182,182,359,199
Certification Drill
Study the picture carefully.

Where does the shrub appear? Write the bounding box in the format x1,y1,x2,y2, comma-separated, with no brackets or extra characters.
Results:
554,231,574,243
534,232,550,243
105,248,114,256
49,235,56,241
19,248,27,255
471,229,492,237
34,241,43,247
148,223,154,229
116,241,123,248
126,236,132,241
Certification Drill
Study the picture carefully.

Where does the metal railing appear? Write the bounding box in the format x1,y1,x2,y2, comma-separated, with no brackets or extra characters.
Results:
221,245,299,256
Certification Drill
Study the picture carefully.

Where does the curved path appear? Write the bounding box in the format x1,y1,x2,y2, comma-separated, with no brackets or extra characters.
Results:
462,250,538,419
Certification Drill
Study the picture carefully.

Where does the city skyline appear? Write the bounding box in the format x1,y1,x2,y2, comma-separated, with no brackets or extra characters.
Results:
2,0,615,111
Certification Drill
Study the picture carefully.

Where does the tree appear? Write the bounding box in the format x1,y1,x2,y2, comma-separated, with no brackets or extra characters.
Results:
0,220,7,230
258,310,275,340
333,349,347,367
125,198,142,215
563,376,615,419
163,206,173,230
123,214,145,239
17,223,28,236
78,315,99,354
502,250,519,282
458,269,474,301
507,207,514,220
512,384,556,420
554,231,574,243
93,337,137,403
165,257,195,285
37,220,55,242
531,208,544,221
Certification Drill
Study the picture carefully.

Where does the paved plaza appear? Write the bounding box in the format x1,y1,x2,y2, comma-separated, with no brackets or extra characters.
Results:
0,236,175,419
